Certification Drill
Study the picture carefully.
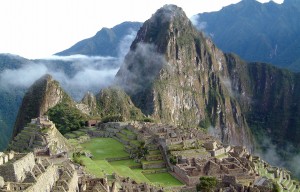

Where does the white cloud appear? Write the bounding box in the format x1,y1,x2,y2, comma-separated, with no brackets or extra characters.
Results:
0,30,137,100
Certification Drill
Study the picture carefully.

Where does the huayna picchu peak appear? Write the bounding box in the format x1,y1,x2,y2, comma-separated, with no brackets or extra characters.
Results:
1,3,300,192
116,4,253,150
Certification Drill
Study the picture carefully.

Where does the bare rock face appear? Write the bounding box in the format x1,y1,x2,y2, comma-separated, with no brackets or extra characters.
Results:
12,74,72,137
78,92,98,116
116,5,253,149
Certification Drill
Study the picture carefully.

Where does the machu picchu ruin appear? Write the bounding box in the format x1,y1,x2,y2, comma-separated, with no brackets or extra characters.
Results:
9,116,71,155
2,117,299,191
64,120,300,192
0,151,78,192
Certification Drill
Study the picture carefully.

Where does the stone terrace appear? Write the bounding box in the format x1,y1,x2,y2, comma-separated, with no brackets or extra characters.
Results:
0,151,78,192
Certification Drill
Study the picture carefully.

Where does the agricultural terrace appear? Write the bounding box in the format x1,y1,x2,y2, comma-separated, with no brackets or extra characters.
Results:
80,137,183,188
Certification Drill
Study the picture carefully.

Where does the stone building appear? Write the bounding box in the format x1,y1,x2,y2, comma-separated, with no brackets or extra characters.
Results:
0,152,78,192
9,116,71,156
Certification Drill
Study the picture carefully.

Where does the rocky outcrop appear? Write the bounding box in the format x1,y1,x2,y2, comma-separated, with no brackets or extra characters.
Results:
78,92,98,116
116,5,253,149
96,87,144,121
12,74,72,137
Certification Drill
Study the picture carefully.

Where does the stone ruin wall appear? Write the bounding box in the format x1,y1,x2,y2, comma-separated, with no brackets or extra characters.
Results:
0,151,14,165
67,170,79,192
25,164,59,192
57,163,79,192
46,124,71,155
211,147,225,157
13,153,35,182
5,182,32,191
173,165,200,186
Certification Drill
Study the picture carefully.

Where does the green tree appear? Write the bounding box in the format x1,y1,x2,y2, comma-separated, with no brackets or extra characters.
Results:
47,103,87,134
196,176,218,192
272,181,281,192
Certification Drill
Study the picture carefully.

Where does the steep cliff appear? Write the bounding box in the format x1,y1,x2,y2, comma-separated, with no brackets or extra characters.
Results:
116,5,253,149
13,74,73,137
74,92,99,118
225,53,300,149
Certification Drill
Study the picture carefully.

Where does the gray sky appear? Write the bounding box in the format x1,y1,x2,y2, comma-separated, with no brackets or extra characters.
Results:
0,0,283,59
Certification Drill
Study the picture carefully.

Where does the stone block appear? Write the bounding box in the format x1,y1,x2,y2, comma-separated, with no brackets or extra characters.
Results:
0,176,4,188
203,141,217,150
8,152,14,160
3,155,8,163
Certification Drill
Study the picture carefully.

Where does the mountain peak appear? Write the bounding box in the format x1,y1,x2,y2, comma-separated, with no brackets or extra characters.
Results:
130,4,193,53
40,73,53,82
152,4,186,22
12,74,72,137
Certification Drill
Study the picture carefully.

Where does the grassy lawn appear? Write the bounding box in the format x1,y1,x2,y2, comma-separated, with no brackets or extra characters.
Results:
122,129,136,136
130,140,141,146
79,156,105,177
142,159,164,165
144,172,184,187
80,137,183,188
81,138,128,160
109,159,140,167
131,168,151,183
64,133,77,139
94,160,116,174
73,130,86,136
113,166,150,183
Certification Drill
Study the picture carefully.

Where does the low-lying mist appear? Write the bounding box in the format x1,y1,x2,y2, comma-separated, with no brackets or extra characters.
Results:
255,136,300,179
0,30,137,101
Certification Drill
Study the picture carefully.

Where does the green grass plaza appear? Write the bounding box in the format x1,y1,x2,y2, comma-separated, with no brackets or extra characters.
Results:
79,137,183,187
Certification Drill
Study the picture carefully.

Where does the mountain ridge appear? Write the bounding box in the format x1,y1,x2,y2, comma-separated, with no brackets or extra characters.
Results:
12,74,73,137
55,21,142,57
193,0,300,71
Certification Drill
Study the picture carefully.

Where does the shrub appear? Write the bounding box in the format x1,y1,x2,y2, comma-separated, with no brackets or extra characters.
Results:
169,155,177,165
47,103,87,134
196,176,218,192
140,117,155,122
272,182,281,192
101,115,124,123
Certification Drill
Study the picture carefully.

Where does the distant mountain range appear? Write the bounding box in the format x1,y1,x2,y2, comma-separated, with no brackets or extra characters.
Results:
0,54,29,150
56,22,142,57
193,0,300,71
